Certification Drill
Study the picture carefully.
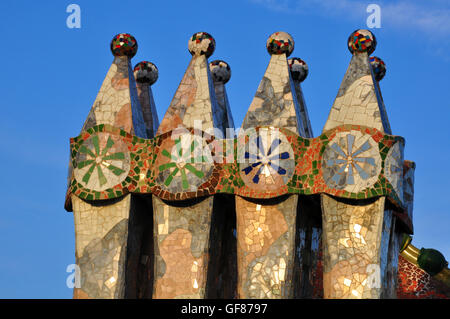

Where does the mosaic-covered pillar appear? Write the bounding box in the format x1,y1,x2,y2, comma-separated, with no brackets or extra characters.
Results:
151,32,234,298
134,61,160,138
123,61,161,298
288,58,313,138
206,60,238,298
287,57,323,298
209,60,235,134
68,34,149,298
320,30,404,298
235,32,316,298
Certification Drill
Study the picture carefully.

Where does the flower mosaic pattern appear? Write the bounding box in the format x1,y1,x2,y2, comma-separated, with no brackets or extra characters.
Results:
322,130,381,193
74,133,130,192
69,124,409,220
238,128,294,190
156,133,214,193
384,141,404,201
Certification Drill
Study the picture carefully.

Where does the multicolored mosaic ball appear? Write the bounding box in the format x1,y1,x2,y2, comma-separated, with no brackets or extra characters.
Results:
266,31,294,57
110,33,138,57
188,32,215,58
369,56,386,81
288,57,308,82
133,61,158,85
209,60,231,84
347,29,376,55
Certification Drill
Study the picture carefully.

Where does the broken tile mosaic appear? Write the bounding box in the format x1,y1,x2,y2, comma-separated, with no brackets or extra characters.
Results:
65,29,449,300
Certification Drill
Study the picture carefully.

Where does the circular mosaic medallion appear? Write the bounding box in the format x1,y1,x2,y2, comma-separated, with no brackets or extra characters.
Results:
384,141,404,201
74,132,131,191
238,127,295,191
322,130,381,193
154,130,214,193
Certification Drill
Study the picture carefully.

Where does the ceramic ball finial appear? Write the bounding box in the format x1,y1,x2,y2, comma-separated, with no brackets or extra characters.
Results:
266,31,294,57
288,58,308,82
369,56,386,81
347,29,377,55
134,61,158,85
110,33,138,58
188,32,215,58
209,60,231,84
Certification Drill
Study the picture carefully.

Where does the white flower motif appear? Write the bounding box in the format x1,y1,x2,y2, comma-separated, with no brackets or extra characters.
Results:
322,131,381,193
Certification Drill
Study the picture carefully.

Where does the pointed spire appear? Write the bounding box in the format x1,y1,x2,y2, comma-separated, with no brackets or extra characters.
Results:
81,33,147,138
134,61,160,138
209,60,235,133
368,55,392,134
241,31,306,135
65,33,147,211
157,32,222,135
288,57,313,137
323,29,392,134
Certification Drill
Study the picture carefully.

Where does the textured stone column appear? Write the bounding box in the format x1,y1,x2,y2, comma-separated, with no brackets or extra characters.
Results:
288,58,313,138
207,60,238,298
72,196,130,298
320,30,402,299
134,61,160,138
152,197,213,298
321,195,389,298
70,34,148,298
236,195,298,298
123,61,160,298
209,60,235,134
236,32,316,298
384,216,401,298
151,32,233,298
294,196,322,298
287,57,322,297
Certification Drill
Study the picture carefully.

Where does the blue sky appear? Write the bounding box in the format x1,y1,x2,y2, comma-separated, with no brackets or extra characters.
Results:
0,0,448,298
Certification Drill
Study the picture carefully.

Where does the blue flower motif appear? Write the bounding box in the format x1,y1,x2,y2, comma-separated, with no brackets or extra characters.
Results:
242,135,291,184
